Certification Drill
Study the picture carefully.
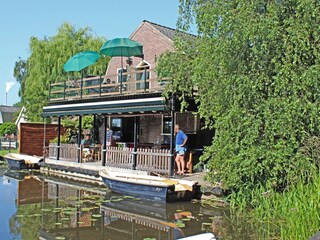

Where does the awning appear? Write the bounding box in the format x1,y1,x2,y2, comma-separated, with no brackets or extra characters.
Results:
42,97,168,117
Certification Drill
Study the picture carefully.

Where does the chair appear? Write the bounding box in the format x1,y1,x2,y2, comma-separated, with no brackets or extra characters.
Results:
92,144,102,161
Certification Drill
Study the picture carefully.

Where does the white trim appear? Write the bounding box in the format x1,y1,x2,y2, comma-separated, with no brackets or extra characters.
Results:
43,97,164,110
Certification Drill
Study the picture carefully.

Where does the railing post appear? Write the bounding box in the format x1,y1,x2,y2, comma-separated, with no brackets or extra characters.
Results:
99,75,102,97
80,80,83,99
63,80,66,100
132,116,138,170
48,81,51,101
102,115,107,166
144,68,147,93
77,116,82,163
57,116,61,160
169,95,175,177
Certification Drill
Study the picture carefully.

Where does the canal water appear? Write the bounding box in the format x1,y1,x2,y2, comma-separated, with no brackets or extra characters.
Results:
0,164,263,240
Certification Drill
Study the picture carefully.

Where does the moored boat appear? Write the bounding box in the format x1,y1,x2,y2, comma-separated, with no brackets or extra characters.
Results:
99,168,198,202
178,233,216,240
4,153,43,170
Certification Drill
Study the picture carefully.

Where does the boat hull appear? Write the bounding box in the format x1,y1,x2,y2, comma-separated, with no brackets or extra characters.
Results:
101,175,196,202
5,157,40,170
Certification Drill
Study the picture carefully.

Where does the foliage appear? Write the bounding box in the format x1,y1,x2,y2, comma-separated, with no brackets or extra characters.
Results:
0,122,17,135
13,57,27,99
54,116,94,143
49,134,69,144
158,0,320,193
15,22,109,121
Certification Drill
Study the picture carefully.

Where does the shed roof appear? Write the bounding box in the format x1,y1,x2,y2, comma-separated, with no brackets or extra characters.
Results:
0,105,19,124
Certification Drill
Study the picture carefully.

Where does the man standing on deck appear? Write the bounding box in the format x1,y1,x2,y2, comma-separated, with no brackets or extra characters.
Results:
175,124,188,175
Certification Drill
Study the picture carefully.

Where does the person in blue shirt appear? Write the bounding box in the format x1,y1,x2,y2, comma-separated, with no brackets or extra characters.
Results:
106,125,113,146
175,124,188,175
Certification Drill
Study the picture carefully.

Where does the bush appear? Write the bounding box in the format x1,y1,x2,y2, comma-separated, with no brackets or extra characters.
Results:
0,122,17,136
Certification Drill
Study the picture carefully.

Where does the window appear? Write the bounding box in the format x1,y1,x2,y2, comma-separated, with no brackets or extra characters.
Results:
136,61,150,90
162,115,171,135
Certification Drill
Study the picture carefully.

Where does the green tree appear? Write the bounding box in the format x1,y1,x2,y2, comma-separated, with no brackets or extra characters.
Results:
0,122,17,135
158,0,320,195
17,22,109,122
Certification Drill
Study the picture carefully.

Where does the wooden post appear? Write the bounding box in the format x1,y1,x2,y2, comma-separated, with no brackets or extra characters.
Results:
48,81,51,101
169,97,175,177
77,116,82,163
102,115,107,166
63,80,66,100
57,117,61,160
133,116,138,170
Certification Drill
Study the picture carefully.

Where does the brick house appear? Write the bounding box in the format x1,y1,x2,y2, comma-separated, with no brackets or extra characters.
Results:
42,20,213,175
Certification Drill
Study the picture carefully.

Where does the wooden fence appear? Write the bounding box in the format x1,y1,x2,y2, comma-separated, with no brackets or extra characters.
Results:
48,144,171,174
135,148,171,174
49,143,78,162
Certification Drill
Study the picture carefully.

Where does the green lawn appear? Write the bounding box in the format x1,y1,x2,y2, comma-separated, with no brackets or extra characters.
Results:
0,149,18,157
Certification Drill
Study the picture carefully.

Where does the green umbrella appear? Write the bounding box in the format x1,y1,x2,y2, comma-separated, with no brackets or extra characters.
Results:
63,51,100,72
100,38,143,94
100,38,143,59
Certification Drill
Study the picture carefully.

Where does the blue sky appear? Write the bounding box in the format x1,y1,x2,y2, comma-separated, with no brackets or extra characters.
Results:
0,0,187,106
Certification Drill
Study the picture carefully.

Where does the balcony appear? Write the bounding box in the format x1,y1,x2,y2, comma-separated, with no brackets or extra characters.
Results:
48,68,170,102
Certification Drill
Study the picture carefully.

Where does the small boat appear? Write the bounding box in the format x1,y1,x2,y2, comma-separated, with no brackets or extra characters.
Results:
4,153,43,170
99,168,198,202
178,233,216,240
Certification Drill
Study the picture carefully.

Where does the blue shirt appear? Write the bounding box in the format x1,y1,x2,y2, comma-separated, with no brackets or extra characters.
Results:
175,130,187,145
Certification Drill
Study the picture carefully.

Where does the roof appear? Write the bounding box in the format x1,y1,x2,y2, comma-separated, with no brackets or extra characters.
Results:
0,105,20,124
143,20,196,41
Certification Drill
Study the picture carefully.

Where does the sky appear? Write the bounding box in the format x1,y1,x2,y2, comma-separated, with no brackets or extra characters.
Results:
0,0,187,106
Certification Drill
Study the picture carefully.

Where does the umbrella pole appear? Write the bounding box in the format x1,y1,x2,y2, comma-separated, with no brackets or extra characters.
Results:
120,52,123,95
80,70,83,98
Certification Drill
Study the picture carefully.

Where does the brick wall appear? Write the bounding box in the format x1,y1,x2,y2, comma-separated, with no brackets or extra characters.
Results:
19,123,65,156
139,115,162,143
106,21,174,85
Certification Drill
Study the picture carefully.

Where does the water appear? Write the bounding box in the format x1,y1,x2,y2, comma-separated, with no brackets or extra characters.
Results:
0,164,261,240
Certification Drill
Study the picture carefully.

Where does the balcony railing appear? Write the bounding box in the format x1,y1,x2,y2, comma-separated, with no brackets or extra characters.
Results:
48,68,171,102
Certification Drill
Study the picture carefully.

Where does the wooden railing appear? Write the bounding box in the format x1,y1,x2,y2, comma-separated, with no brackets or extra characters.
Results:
48,144,171,174
49,68,171,102
106,146,133,168
49,143,78,161
135,148,171,174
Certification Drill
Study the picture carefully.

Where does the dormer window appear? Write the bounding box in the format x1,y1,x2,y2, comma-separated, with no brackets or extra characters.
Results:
136,60,150,90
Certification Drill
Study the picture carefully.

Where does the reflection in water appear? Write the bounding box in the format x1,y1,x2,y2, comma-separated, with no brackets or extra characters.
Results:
0,167,265,240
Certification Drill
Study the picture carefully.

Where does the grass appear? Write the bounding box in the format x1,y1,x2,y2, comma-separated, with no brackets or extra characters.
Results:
0,149,18,157
231,176,320,240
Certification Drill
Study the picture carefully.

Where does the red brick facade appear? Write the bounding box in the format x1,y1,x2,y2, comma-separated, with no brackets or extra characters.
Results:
105,21,174,83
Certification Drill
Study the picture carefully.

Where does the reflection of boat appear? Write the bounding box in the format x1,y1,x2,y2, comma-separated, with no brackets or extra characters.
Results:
103,197,169,220
99,168,198,202
4,153,43,170
4,170,37,181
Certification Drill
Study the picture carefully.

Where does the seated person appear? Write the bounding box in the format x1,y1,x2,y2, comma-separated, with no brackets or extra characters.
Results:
81,134,93,160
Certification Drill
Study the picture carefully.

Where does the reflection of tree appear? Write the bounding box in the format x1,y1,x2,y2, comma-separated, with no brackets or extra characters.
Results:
9,203,56,240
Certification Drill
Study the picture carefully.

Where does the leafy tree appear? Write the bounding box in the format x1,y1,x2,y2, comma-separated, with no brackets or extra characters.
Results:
16,22,109,122
0,122,17,135
13,58,27,100
158,0,320,195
